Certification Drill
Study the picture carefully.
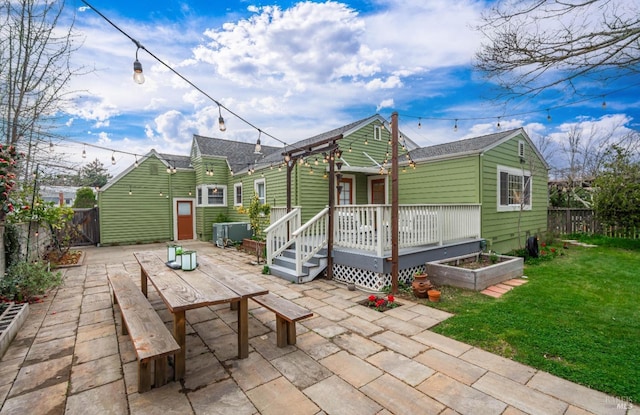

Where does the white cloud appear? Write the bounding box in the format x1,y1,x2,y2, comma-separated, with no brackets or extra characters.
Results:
377,99,395,112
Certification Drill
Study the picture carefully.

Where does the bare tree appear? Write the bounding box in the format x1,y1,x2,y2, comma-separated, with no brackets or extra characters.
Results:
475,0,640,96
1,0,83,148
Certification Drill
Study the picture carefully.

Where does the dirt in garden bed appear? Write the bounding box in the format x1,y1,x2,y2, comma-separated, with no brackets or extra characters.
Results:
43,250,83,267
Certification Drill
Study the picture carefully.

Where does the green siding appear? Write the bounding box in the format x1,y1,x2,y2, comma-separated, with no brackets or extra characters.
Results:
480,135,548,253
398,157,480,204
98,156,195,245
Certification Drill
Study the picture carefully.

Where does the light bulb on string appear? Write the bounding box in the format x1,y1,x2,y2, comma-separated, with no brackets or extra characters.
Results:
218,105,226,132
82,145,86,158
496,117,501,130
602,97,607,109
111,152,116,165
254,130,262,154
134,156,139,168
418,118,422,129
546,110,552,122
133,45,145,85
454,119,458,132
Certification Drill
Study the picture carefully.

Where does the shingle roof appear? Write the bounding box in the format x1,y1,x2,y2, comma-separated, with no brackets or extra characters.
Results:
409,128,521,161
157,153,192,169
193,135,280,173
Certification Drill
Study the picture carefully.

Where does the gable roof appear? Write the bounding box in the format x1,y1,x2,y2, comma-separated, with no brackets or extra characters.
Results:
408,128,549,169
258,114,419,167
193,135,280,173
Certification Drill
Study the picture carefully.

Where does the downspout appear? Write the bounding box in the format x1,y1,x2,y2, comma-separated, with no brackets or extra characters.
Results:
478,153,483,244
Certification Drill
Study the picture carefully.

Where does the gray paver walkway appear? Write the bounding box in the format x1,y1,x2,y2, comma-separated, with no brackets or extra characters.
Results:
0,241,633,415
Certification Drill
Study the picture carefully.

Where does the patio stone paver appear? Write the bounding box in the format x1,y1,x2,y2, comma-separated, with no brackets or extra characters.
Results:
415,348,486,385
319,350,383,387
527,371,627,415
460,347,536,383
419,372,507,415
473,372,568,415
294,330,341,360
370,330,428,357
270,350,332,389
65,380,128,415
69,354,122,394
0,382,67,415
127,382,193,415
361,373,446,415
337,316,384,337
332,332,384,359
8,355,72,397
246,376,319,415
189,378,257,415
0,242,627,415
366,349,434,386
228,351,281,391
303,375,382,415
412,329,473,357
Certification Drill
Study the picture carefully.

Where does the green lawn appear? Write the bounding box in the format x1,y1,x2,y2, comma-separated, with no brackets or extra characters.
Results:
429,237,640,402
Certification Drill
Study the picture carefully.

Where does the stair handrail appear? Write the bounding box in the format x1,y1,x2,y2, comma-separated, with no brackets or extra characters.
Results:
265,208,301,266
292,207,329,276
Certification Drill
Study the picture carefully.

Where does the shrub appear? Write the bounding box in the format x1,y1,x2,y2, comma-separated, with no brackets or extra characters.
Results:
1,260,63,302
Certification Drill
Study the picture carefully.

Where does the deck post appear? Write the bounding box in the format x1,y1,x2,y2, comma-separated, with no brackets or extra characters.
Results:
390,112,399,295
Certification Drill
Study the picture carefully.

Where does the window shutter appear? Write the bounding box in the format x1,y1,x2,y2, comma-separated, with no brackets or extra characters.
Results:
500,172,509,205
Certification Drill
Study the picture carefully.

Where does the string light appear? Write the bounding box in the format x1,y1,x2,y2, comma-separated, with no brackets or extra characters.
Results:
128,186,132,195
454,119,458,132
418,118,422,129
132,44,145,84
496,117,501,130
602,96,607,109
82,145,86,158
111,152,116,165
546,110,552,122
218,105,226,132
254,130,262,154
134,156,139,168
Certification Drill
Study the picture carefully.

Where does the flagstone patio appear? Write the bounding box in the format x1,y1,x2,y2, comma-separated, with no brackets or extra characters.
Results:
0,241,633,415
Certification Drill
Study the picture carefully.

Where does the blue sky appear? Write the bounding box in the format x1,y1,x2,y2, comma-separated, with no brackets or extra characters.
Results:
56,0,640,177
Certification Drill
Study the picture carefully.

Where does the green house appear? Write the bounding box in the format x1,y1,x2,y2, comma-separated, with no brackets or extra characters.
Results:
98,114,548,288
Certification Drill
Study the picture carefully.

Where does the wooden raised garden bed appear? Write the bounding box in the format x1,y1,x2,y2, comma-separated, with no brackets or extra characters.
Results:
426,253,524,291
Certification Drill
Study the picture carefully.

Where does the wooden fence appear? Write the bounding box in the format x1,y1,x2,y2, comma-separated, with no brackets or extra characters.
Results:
548,208,640,239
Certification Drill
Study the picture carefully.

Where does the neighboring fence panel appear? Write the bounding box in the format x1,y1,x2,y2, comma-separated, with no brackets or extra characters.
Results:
72,208,100,246
548,208,640,239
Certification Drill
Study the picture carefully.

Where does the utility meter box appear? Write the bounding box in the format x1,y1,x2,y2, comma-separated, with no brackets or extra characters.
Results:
213,222,252,248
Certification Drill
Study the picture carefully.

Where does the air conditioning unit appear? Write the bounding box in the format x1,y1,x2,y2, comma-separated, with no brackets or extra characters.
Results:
213,222,252,248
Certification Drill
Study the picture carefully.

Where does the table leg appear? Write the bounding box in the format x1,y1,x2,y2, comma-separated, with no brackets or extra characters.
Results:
140,268,148,297
173,310,186,380
237,299,249,358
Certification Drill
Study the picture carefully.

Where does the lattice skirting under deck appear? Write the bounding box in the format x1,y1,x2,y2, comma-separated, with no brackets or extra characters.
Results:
332,263,426,292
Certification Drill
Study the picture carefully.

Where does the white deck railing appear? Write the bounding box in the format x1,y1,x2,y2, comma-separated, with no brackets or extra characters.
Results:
291,208,329,275
265,208,301,266
334,204,481,256
266,204,481,274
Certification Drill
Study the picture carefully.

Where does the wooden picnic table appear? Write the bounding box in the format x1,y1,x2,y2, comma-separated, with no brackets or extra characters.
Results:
133,251,268,380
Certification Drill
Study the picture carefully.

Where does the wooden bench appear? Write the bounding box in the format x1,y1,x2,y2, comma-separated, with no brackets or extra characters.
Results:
252,293,313,347
107,269,180,392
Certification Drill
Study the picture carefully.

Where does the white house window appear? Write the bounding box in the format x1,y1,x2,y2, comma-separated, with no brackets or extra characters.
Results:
254,178,266,205
374,125,382,141
196,185,227,207
497,166,531,211
234,183,242,206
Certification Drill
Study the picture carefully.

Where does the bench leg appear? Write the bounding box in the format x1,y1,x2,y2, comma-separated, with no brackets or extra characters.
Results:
154,356,169,388
286,321,297,346
275,316,288,347
173,310,186,381
237,298,249,358
138,360,151,393
140,268,148,297
121,314,128,336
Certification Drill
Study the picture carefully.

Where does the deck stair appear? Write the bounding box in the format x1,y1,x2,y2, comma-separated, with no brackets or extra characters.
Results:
269,246,328,284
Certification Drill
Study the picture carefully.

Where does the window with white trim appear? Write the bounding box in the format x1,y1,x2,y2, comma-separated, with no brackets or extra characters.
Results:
234,183,243,206
374,125,382,141
196,185,227,207
497,166,531,211
254,178,266,205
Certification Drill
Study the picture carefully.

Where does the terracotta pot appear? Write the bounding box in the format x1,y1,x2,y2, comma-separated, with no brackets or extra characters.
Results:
428,289,441,302
412,274,432,298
